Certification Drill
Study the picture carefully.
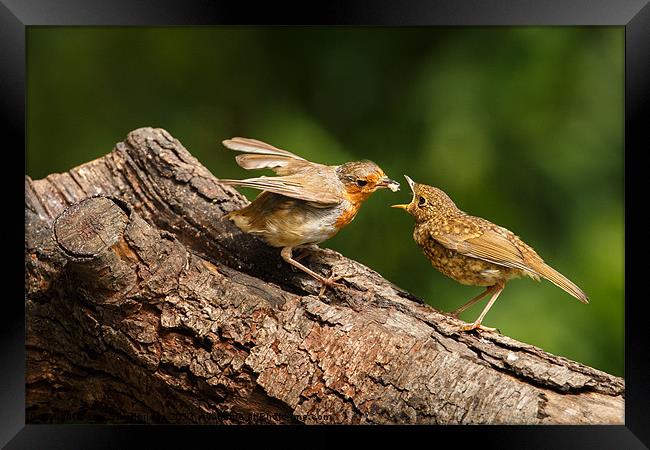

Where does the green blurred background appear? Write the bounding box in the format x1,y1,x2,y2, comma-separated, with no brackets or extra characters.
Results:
27,27,623,376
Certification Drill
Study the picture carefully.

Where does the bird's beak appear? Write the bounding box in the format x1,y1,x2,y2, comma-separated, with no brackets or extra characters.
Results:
391,175,416,210
403,174,416,193
378,177,400,192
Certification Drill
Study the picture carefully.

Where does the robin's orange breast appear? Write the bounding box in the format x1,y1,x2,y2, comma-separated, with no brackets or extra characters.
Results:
333,189,371,229
334,201,362,229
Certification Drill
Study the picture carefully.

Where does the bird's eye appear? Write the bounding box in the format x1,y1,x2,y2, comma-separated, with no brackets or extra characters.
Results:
356,179,368,187
418,196,426,207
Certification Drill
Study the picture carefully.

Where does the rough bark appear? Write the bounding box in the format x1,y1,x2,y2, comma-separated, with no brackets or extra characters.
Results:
25,127,624,424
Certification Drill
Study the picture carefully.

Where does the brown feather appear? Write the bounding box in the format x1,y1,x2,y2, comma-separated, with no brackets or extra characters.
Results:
222,137,306,160
458,227,542,276
219,175,342,205
534,263,589,303
234,154,314,175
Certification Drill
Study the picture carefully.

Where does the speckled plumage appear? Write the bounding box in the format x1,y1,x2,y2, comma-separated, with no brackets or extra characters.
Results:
393,175,588,332
414,234,520,287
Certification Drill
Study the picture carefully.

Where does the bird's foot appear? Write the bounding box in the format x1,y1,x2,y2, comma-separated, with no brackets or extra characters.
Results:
318,272,345,297
458,322,498,333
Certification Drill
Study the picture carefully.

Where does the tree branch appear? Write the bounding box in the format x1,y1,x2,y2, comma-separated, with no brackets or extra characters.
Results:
25,127,624,424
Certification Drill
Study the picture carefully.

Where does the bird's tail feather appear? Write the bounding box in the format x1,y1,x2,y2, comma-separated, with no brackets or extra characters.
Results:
536,263,589,304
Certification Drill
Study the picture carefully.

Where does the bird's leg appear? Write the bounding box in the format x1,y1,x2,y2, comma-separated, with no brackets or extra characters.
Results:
281,246,343,295
459,282,505,332
293,244,320,262
451,286,493,318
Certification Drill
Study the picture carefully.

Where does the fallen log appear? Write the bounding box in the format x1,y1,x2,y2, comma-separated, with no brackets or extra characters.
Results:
24,127,624,424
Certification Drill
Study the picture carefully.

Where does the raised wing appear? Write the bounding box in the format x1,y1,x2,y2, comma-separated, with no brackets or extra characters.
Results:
223,137,315,175
223,137,306,159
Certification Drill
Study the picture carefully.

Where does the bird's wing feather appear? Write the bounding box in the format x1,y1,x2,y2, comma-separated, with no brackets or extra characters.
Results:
431,219,538,274
429,216,588,303
234,154,314,175
223,137,306,160
223,137,317,175
220,173,342,205
462,229,533,272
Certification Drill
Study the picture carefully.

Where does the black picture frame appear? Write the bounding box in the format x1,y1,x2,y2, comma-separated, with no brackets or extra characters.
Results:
5,0,648,447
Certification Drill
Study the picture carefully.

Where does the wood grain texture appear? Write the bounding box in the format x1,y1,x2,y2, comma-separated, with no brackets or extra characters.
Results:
25,127,624,424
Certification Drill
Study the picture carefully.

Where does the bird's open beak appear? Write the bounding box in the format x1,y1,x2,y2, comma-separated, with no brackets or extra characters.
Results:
378,177,400,192
403,174,416,193
391,175,416,210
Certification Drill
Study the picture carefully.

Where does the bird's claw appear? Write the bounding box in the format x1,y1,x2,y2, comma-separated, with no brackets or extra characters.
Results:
458,322,498,333
318,273,345,296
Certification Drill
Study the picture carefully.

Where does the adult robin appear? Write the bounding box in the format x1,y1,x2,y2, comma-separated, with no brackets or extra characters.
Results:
392,175,588,332
219,137,400,294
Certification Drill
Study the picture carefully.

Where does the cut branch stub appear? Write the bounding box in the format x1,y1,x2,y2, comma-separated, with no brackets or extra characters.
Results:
54,196,138,298
54,196,129,259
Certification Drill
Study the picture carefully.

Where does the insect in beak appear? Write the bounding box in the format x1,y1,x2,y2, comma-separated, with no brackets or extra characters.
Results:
378,177,400,192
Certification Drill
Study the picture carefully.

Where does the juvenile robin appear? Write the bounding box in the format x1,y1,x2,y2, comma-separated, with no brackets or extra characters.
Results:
219,137,400,294
392,175,588,332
